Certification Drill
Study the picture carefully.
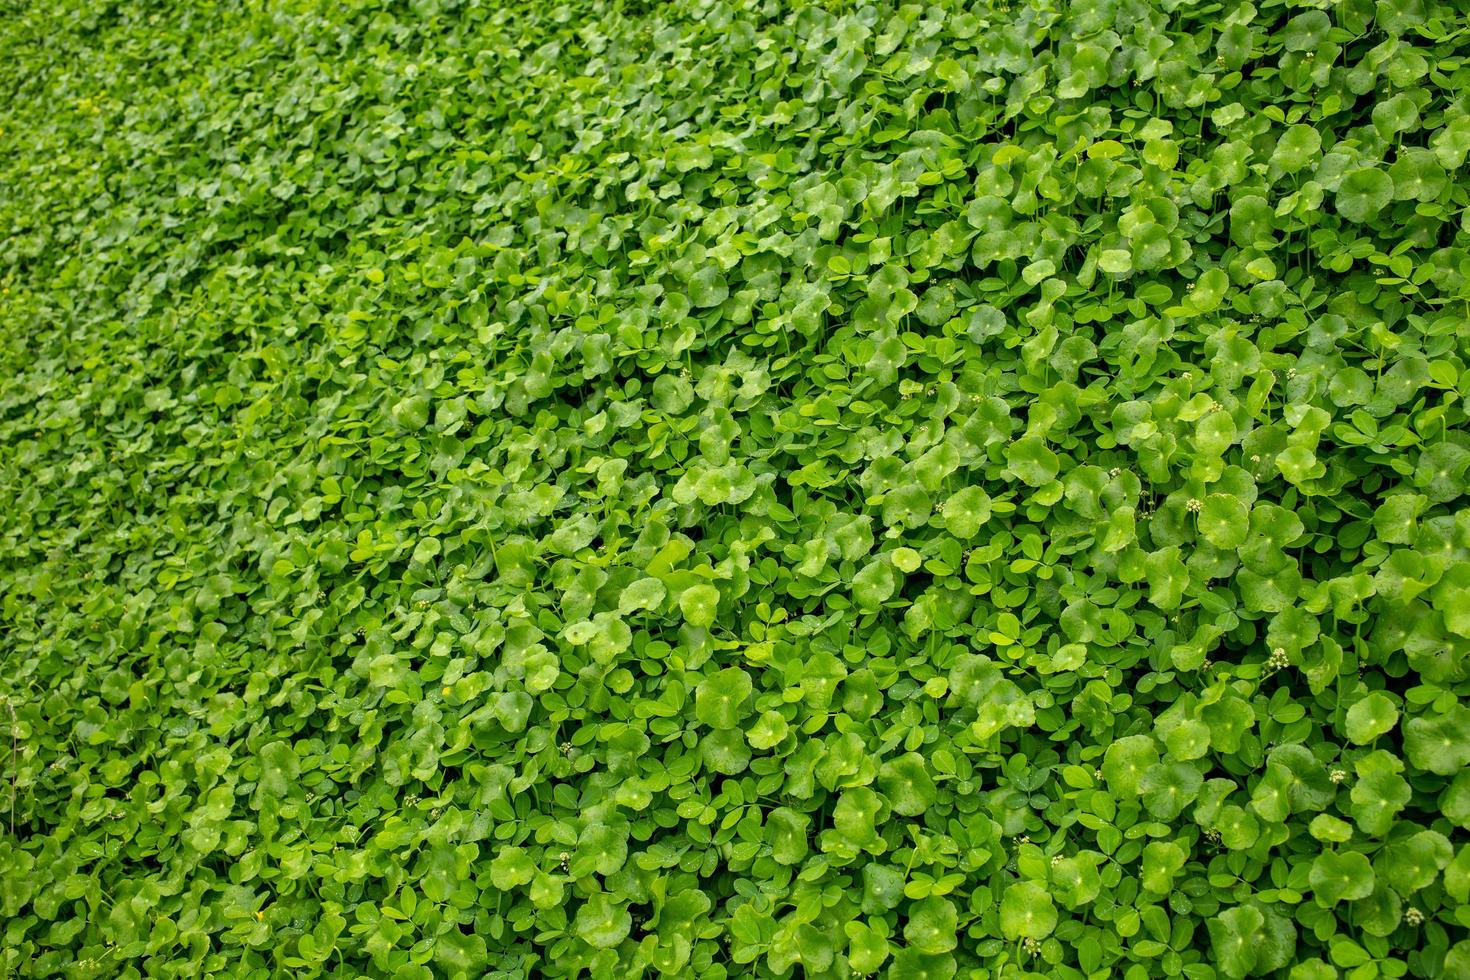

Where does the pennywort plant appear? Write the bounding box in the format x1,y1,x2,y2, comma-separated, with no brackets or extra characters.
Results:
1,0,1470,978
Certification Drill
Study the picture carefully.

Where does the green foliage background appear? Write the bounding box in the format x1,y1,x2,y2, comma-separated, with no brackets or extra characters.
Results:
2,0,1470,977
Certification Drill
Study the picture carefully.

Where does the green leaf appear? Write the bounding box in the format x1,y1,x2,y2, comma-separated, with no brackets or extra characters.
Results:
489,846,535,890
391,394,431,430
1141,840,1187,894
255,741,300,803
942,486,992,538
1104,735,1160,797
1380,830,1451,894
852,559,897,611
1208,906,1264,979
1141,761,1203,820
617,576,666,615
766,807,810,865
1271,124,1321,173
878,753,938,816
1310,850,1375,906
999,881,1057,940
1006,436,1061,487
845,919,891,974
1050,852,1103,908
1345,692,1399,744
1199,494,1249,548
1336,168,1394,223
574,892,631,948
694,667,752,729
904,896,958,954
434,929,488,977
678,582,721,628
688,266,729,308
1405,706,1470,775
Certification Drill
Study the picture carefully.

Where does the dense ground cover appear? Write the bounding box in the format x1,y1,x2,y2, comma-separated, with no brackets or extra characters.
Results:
3,0,1470,976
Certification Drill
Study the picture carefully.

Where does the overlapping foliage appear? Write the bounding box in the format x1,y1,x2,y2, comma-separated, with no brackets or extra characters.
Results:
2,0,1470,976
